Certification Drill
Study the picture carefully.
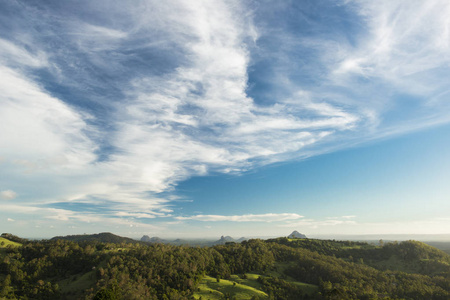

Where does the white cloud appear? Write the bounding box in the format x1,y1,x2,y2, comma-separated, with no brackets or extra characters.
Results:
333,0,450,101
278,0,450,144
0,1,360,219
115,212,157,219
176,213,303,222
0,203,162,232
0,190,17,200
101,0,360,200
0,38,48,68
308,218,450,236
2,0,450,235
7,218,14,222
0,66,97,170
279,218,357,229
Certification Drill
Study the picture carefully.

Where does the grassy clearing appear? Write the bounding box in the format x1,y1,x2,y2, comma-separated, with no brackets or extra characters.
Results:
268,263,319,295
0,237,21,258
0,237,21,248
369,255,450,276
57,270,96,299
193,275,268,300
101,247,129,254
290,281,319,295
370,255,418,273
193,271,319,299
268,262,291,277
341,245,363,250
228,273,265,290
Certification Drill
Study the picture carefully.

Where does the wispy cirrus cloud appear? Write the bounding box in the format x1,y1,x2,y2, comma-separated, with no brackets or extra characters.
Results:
1,0,450,236
279,216,358,229
1,203,162,231
328,0,450,132
176,213,303,222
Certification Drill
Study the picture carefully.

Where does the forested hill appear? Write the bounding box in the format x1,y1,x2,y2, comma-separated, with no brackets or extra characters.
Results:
1,234,450,299
51,232,138,244
267,237,450,276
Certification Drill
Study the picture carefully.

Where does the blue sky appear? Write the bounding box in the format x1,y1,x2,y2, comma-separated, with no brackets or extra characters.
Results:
1,0,450,239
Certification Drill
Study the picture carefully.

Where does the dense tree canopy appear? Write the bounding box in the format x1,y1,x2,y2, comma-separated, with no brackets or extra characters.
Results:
0,235,449,299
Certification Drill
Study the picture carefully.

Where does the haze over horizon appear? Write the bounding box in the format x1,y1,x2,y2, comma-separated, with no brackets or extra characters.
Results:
1,0,450,239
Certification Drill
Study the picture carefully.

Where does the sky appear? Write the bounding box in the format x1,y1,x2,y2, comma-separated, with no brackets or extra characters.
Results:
1,0,450,239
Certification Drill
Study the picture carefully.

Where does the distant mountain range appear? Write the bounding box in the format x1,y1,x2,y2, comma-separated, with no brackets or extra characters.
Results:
141,235,166,243
140,235,248,246
25,231,450,256
288,231,307,239
49,231,305,246
215,235,248,244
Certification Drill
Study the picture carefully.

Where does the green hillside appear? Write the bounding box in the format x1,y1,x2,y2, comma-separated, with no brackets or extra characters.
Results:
425,241,450,255
0,233,27,245
0,236,22,259
0,234,449,299
268,237,450,277
0,237,21,248
51,232,138,244
193,275,268,299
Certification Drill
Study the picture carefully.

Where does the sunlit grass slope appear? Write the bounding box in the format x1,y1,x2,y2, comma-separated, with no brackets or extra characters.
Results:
57,270,96,299
0,237,22,248
193,275,268,300
193,272,319,300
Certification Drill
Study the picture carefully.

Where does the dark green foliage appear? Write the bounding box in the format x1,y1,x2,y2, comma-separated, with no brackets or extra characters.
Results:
268,237,450,277
214,239,275,275
269,239,450,299
257,276,308,299
0,235,449,299
93,284,121,300
1,233,28,244
51,232,138,244
266,237,374,256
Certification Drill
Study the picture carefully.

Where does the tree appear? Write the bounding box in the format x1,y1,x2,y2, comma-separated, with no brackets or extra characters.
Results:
93,284,121,300
0,274,13,298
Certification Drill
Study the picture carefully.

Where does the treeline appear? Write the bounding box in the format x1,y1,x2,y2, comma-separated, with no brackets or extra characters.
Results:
1,239,103,299
0,236,449,299
0,234,28,245
51,233,138,244
267,237,450,277
274,243,449,299
268,237,450,263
